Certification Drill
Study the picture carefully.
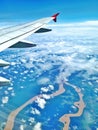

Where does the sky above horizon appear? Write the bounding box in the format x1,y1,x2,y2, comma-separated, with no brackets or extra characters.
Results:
0,0,98,23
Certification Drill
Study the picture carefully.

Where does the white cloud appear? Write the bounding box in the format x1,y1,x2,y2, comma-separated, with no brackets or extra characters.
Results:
8,87,13,91
19,125,24,130
42,94,50,99
11,62,16,66
2,96,9,104
21,119,26,123
77,20,98,26
38,78,50,85
30,108,40,115
50,20,98,27
35,97,46,109
41,87,49,93
48,85,54,90
41,84,54,93
11,91,15,96
28,117,35,123
24,62,34,69
33,122,42,130
38,63,53,71
4,90,9,95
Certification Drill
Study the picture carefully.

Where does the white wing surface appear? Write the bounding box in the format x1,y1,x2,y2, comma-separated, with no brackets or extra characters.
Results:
0,13,59,52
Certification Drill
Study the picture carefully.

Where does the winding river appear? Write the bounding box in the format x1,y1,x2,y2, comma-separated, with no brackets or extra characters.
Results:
4,81,85,130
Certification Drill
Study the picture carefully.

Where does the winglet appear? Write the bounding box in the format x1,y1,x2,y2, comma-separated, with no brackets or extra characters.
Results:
52,13,60,22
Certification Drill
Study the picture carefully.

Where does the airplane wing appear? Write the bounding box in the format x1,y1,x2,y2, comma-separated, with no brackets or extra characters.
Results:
0,13,59,52
0,13,59,85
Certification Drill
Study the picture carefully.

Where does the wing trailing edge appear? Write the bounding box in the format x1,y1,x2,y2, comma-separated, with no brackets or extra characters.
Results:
9,40,36,48
0,59,10,67
35,28,52,33
0,77,10,86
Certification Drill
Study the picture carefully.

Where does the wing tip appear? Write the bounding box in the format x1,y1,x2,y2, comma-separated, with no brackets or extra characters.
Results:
51,13,60,22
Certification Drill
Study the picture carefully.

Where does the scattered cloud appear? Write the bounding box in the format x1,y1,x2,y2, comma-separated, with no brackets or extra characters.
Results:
28,117,35,123
19,125,24,130
50,20,98,27
30,107,40,115
8,87,13,91
38,78,50,85
75,20,98,26
41,84,54,93
42,94,50,99
48,85,54,90
41,87,49,93
2,96,9,104
35,97,46,109
33,122,42,130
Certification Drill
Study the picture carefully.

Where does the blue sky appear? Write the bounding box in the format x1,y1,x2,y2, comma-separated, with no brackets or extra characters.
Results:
0,0,98,23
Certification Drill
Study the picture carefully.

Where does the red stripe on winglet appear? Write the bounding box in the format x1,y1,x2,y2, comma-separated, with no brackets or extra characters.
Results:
52,13,60,22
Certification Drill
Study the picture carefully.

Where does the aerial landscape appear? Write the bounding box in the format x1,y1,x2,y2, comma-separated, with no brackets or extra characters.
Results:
0,0,98,130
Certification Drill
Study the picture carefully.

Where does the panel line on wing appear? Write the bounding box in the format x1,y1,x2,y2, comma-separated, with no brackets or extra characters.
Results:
0,22,41,37
0,24,44,45
0,18,50,37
